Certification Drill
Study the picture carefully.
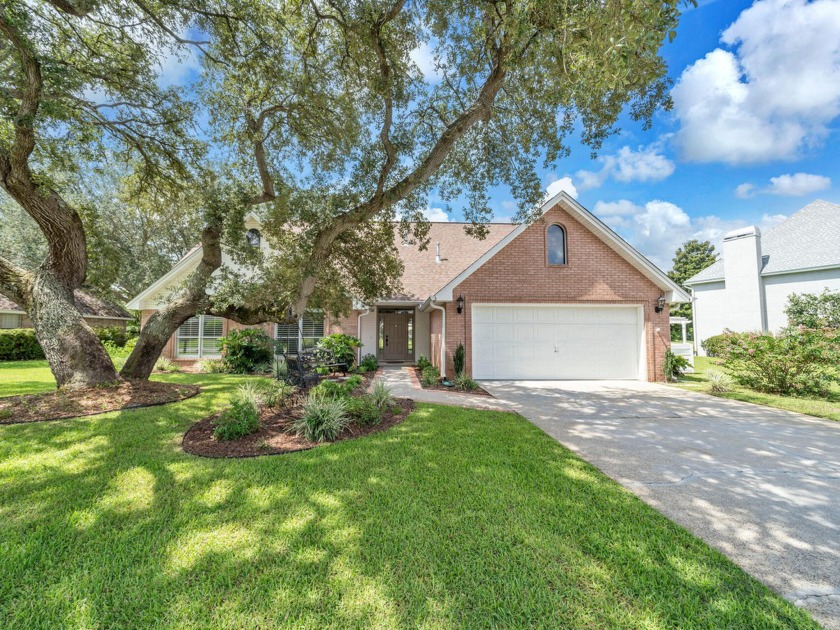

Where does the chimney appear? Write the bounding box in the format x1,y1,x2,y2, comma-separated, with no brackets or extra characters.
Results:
435,242,442,264
722,226,767,331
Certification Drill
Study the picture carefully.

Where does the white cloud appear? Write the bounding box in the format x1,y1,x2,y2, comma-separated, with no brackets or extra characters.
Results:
767,172,832,196
410,42,443,83
576,142,675,191
672,0,840,164
736,172,831,198
594,198,788,268
422,207,449,222
545,176,578,199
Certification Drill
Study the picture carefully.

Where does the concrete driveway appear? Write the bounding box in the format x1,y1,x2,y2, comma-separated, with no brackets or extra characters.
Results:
480,380,840,629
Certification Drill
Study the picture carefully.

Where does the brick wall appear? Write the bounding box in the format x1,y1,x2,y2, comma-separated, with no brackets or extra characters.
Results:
448,204,671,381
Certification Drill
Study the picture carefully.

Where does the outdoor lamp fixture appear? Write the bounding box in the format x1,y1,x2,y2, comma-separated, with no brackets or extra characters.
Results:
655,294,666,313
456,294,464,314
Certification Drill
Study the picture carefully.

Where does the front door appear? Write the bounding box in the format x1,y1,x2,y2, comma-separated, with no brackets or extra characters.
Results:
379,310,413,362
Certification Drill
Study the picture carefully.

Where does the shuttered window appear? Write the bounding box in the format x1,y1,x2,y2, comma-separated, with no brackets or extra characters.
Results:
1,313,21,329
176,315,224,358
274,312,324,354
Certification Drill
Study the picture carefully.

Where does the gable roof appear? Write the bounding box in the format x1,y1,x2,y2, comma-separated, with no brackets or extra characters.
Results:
127,192,689,309
426,191,691,304
687,199,840,285
0,292,132,319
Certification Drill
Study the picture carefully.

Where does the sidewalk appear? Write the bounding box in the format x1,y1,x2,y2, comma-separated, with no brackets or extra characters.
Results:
374,366,510,412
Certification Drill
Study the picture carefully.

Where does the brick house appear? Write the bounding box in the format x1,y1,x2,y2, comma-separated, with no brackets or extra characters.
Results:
127,191,689,381
0,292,132,331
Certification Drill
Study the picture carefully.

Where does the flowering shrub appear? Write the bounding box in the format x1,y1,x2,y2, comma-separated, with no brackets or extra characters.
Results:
717,328,840,396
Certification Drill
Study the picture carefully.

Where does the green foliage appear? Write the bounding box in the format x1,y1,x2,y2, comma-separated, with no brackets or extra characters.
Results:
295,396,349,442
93,326,130,348
235,380,266,408
663,350,689,382
213,400,260,441
416,355,431,371
668,240,717,318
197,359,225,373
453,344,466,377
273,358,289,381
259,381,295,408
717,328,840,396
345,395,382,426
701,334,730,358
0,330,44,361
454,372,479,391
705,369,734,394
785,289,840,329
310,375,362,400
317,334,361,366
357,353,378,373
421,365,441,387
154,356,181,373
219,329,274,374
369,381,394,411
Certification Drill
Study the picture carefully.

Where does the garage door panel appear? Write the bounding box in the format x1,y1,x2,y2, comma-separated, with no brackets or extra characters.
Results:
472,304,640,380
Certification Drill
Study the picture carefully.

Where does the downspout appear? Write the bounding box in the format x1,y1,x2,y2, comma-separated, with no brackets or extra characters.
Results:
429,298,447,378
357,306,372,364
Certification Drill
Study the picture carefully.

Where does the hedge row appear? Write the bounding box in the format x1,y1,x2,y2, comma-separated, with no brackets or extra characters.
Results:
0,329,45,361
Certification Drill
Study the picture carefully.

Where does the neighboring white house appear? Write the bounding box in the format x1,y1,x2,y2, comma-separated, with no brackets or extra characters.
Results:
686,200,840,355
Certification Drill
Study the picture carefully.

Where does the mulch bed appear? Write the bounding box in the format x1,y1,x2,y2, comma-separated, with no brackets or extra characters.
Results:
0,380,200,424
182,397,414,458
413,368,492,396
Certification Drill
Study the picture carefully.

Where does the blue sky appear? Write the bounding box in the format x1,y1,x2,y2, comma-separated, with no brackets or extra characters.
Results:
434,0,840,268
161,0,840,270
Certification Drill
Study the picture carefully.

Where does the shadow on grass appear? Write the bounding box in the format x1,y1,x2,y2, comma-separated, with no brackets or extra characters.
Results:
0,375,818,628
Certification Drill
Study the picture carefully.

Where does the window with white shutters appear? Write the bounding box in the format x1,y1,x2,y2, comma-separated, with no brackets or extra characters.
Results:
176,317,200,357
274,312,324,354
1,313,21,328
176,315,224,358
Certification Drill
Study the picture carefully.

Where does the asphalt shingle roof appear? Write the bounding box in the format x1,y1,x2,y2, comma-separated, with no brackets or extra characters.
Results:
687,200,840,284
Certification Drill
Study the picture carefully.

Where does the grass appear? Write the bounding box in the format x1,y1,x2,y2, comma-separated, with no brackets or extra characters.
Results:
0,360,57,397
674,356,840,422
0,363,817,628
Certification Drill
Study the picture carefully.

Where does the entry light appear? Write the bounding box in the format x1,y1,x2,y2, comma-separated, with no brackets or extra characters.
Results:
655,295,666,313
456,294,464,314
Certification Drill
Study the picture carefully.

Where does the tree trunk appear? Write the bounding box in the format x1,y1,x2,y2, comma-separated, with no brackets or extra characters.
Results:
29,272,119,388
120,305,196,380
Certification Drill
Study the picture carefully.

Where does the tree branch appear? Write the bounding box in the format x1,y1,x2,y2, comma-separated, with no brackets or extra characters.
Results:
0,252,32,308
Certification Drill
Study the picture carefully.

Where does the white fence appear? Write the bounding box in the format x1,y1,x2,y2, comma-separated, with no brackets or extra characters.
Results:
671,343,694,373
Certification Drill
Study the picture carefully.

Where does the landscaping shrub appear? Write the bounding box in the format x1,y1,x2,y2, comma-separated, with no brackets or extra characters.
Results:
310,375,362,400
345,395,382,426
93,326,130,348
416,355,431,371
260,381,295,408
370,381,393,411
453,343,466,376
317,334,361,367
0,329,44,361
663,349,689,382
705,369,734,394
717,327,840,396
701,333,730,358
197,358,225,373
295,396,348,442
154,356,181,373
357,353,378,373
273,357,289,381
236,380,266,408
454,372,479,391
785,289,840,329
421,365,440,387
219,328,274,374
213,399,260,441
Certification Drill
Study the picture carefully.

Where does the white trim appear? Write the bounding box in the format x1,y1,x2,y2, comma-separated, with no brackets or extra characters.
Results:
432,191,690,304
686,262,840,286
175,314,223,359
126,246,203,309
429,300,446,378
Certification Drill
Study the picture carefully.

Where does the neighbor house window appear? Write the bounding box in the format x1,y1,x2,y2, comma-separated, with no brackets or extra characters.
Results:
1,313,21,328
246,228,262,247
176,315,224,358
547,224,567,265
275,312,324,354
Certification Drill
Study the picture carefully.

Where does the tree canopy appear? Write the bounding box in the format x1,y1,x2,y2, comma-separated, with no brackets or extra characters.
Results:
668,239,716,318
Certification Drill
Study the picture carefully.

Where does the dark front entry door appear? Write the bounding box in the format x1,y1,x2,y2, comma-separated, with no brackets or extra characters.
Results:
380,311,413,361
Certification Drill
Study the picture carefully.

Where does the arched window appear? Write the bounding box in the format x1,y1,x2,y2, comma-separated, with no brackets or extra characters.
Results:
547,224,567,265
246,228,262,248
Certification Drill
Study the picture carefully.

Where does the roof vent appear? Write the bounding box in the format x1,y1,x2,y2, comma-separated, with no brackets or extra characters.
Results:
435,242,442,264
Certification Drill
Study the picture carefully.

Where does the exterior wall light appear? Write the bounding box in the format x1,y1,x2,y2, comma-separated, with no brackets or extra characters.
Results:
456,295,464,314
655,295,666,313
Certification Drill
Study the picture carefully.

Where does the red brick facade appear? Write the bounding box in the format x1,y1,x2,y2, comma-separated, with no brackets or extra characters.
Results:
144,202,671,380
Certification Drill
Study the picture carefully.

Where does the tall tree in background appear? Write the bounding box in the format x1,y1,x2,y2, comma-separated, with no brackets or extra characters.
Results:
668,239,717,319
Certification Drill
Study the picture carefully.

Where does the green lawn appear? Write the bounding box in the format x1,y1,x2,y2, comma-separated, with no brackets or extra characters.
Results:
0,365,816,628
0,360,57,397
675,356,840,422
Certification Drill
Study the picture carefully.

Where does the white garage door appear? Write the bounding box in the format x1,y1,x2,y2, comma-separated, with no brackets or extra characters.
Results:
472,304,642,380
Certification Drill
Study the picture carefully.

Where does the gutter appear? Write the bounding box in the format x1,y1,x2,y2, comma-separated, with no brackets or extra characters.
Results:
428,297,447,378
